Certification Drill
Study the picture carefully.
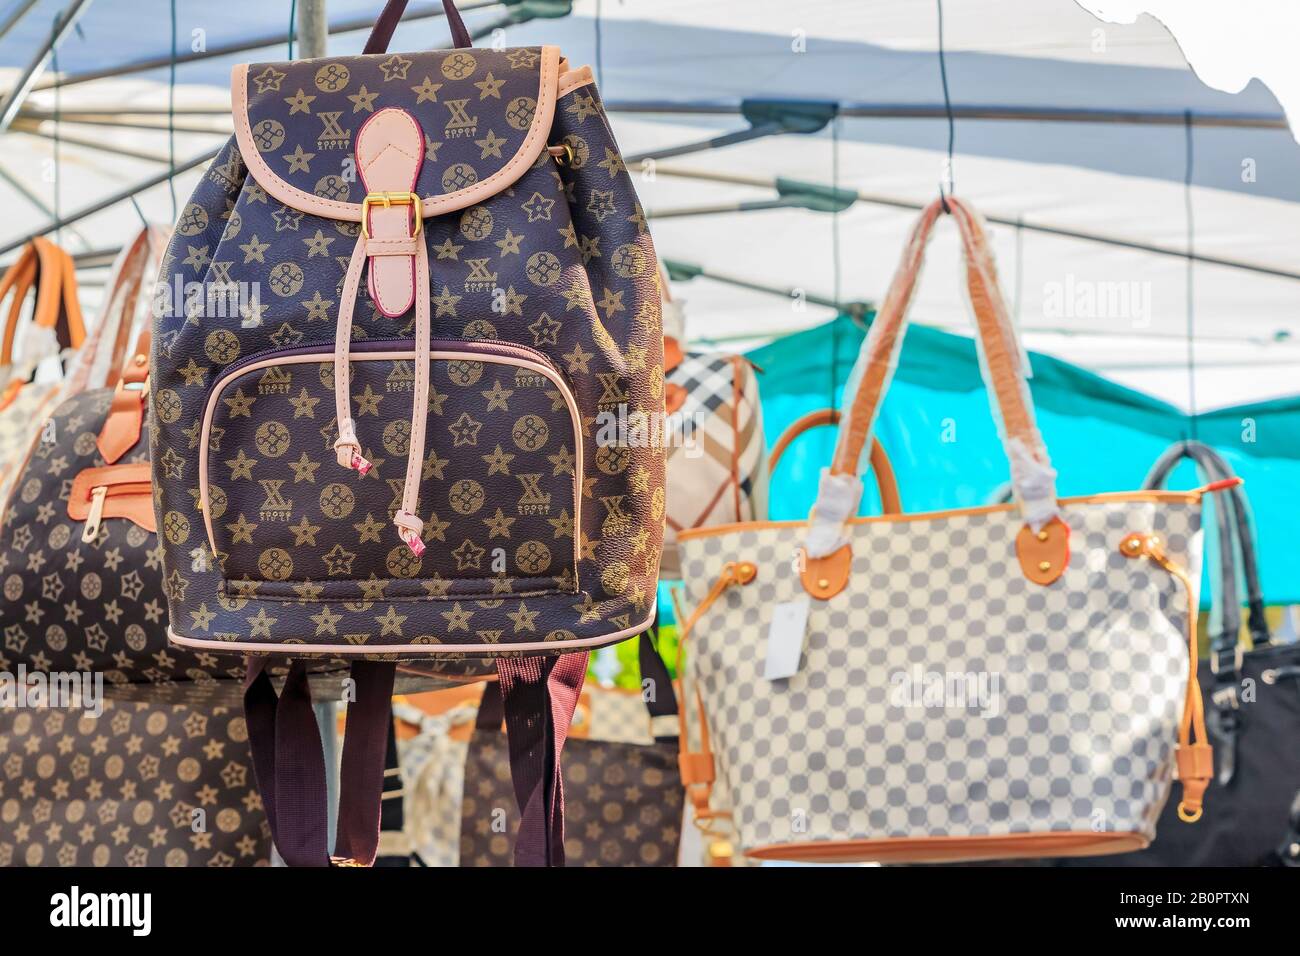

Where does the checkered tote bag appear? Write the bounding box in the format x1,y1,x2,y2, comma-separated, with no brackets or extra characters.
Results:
674,197,1230,864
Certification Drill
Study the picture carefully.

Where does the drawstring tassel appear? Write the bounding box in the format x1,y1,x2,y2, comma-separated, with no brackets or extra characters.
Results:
333,420,371,474
394,509,425,556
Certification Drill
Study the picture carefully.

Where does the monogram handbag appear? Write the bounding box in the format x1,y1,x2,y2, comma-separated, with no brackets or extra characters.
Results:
1056,440,1300,866
659,272,767,579
674,196,1227,863
0,237,86,509
0,698,270,867
150,0,663,865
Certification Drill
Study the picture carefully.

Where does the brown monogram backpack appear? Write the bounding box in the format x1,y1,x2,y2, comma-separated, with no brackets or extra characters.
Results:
150,0,664,865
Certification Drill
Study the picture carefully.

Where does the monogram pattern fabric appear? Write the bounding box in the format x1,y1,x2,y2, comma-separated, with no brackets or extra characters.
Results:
152,49,664,661
0,701,269,867
678,500,1202,859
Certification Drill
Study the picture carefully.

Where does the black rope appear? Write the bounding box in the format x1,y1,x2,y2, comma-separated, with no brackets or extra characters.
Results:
831,113,842,412
936,0,955,210
594,0,603,90
50,13,62,244
167,0,178,218
1183,110,1198,440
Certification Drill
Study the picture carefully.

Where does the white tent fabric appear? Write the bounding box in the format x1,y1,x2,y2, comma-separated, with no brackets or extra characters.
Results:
0,0,1296,410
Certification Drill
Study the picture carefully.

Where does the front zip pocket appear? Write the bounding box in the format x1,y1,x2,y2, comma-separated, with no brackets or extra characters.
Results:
198,338,581,600
68,462,156,540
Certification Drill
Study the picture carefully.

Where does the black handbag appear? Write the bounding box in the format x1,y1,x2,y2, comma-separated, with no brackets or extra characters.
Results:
1060,440,1300,866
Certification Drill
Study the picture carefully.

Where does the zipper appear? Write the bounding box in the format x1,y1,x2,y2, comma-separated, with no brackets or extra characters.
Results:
81,480,151,542
201,336,567,408
199,340,584,583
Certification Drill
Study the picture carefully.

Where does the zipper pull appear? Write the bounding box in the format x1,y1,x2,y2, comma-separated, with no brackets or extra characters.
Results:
82,485,108,542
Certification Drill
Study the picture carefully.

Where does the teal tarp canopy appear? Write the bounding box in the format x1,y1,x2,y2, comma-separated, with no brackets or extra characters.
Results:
746,316,1300,609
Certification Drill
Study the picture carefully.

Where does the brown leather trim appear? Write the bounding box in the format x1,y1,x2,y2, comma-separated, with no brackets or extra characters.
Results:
743,831,1149,864
1016,515,1069,585
557,64,594,97
67,462,156,533
801,543,851,600
676,488,1204,543
95,329,151,465
230,46,562,222
768,407,901,515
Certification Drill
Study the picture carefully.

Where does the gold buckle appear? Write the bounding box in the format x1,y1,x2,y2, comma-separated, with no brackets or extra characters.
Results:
360,191,423,240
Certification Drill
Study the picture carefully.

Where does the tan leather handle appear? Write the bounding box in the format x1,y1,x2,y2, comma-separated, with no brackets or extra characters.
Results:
830,197,1049,485
769,408,901,515
0,237,85,367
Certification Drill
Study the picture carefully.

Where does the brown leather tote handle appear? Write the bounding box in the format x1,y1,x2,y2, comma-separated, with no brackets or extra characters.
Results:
769,408,901,515
363,0,472,53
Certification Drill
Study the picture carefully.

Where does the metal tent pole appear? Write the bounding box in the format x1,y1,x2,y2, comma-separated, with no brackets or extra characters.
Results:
0,0,94,133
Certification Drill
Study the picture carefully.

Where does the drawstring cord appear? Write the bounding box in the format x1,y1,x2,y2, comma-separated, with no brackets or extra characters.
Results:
333,232,432,555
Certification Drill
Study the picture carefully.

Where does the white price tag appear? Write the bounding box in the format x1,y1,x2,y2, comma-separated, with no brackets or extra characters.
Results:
764,595,811,681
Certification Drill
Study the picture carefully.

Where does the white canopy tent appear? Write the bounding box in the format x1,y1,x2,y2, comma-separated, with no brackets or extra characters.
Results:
0,0,1296,409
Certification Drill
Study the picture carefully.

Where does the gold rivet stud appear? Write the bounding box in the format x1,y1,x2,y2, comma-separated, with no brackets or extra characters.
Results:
817,578,830,589
1036,529,1049,541
133,354,146,365
1037,561,1051,572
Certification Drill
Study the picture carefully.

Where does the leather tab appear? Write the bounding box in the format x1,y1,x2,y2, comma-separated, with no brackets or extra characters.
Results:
356,108,424,318
95,331,151,465
801,543,852,600
1015,516,1069,585
67,462,156,532
678,751,715,787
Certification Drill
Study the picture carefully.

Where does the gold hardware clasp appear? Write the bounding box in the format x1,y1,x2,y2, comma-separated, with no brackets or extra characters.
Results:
360,191,424,239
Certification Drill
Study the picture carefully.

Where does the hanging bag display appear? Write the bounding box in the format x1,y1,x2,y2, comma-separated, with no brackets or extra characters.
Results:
0,236,86,509
674,196,1227,863
659,271,767,578
1057,440,1300,866
150,0,662,866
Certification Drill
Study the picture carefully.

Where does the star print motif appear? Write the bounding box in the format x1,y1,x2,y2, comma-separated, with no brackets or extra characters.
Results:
353,513,385,543
441,602,473,631
586,189,617,222
347,84,379,112
380,54,413,81
567,91,599,121
301,290,334,321
433,238,463,260
476,129,507,159
253,65,286,93
506,48,540,69
482,444,515,475
483,508,515,538
284,88,316,115
432,285,462,316
596,287,626,319
522,192,555,222
217,386,255,420
354,384,383,416
411,75,443,102
302,229,334,257
451,539,485,571
239,235,269,263
322,544,357,575
626,203,648,234
225,449,257,480
241,607,276,638
183,244,211,270
499,285,526,316
506,602,539,632
289,516,321,546
424,511,451,541
494,228,523,256
178,357,207,386
225,513,257,544
597,147,626,178
424,136,443,163
560,284,590,312
375,606,408,636
272,205,303,231
481,380,513,411
578,234,601,264
312,605,342,635
290,452,320,482
449,412,482,446
528,312,562,347
547,509,574,539
562,341,593,374
548,445,575,475
286,387,320,419
475,71,505,98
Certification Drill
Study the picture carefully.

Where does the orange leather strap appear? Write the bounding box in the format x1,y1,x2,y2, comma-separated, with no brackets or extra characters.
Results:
768,407,901,515
96,328,151,465
67,461,156,533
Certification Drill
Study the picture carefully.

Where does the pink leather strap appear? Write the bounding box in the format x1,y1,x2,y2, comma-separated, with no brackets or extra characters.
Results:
356,108,424,318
